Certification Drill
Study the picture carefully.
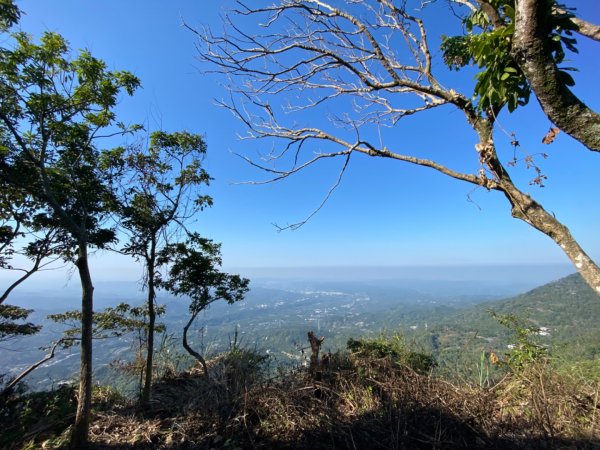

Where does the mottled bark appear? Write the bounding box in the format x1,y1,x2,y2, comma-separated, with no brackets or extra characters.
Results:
570,16,600,41
70,242,94,449
512,0,600,151
555,7,600,42
500,182,600,295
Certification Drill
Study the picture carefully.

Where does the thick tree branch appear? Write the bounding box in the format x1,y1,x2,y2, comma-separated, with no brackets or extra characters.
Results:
512,0,600,151
570,16,600,41
498,179,600,294
476,0,504,28
555,7,600,42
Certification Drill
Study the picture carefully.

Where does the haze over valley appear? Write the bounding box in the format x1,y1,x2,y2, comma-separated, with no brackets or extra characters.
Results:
1,263,584,391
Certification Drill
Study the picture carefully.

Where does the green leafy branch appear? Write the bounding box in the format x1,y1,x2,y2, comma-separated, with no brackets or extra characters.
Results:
441,0,578,113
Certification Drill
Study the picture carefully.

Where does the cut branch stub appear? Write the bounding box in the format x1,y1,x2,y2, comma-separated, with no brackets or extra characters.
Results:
307,330,325,377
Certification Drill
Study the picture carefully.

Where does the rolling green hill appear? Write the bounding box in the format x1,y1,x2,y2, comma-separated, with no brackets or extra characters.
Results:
419,273,600,378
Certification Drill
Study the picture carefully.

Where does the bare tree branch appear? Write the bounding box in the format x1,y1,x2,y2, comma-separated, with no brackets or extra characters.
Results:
570,16,600,41
194,0,600,293
449,0,477,12
555,6,600,42
1,340,62,396
275,152,352,231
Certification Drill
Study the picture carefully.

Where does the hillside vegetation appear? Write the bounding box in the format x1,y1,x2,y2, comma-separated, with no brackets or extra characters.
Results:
2,274,600,449
420,274,600,380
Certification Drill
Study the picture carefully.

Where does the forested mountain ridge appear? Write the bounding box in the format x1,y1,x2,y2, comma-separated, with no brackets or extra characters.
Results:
422,273,600,377
443,273,598,333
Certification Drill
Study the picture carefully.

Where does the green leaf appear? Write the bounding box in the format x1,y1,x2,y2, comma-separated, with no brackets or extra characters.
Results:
558,70,575,86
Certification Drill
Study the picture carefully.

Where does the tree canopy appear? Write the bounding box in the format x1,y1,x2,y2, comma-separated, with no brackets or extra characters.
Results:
0,4,140,445
104,130,212,405
159,233,250,376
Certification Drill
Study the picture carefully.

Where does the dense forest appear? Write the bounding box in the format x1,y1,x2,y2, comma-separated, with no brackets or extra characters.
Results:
1,0,599,448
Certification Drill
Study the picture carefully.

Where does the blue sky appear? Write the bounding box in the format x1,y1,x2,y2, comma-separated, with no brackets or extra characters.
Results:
13,0,600,283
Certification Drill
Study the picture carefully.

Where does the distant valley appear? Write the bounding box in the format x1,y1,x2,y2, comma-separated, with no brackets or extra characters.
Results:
2,271,598,391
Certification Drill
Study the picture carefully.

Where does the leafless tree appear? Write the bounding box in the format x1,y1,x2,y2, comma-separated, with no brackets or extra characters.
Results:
191,0,599,294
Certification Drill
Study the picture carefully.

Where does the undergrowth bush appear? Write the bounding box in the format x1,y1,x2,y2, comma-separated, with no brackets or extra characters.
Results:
489,313,600,442
0,384,76,449
347,333,436,374
4,330,600,449
493,312,549,373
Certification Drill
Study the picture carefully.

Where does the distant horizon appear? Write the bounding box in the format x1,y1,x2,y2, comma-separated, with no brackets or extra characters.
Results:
228,263,573,284
3,262,574,296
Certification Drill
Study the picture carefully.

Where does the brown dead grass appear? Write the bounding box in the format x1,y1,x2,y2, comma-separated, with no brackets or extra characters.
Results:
81,352,600,450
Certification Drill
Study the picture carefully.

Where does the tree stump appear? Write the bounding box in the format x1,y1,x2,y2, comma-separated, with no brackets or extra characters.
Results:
307,331,324,380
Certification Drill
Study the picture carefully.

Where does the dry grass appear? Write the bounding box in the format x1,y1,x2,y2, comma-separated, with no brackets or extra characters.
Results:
6,343,600,449
80,350,600,449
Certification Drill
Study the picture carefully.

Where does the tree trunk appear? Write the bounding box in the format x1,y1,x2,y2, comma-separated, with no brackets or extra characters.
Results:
183,311,208,377
141,245,156,407
500,181,600,295
512,0,600,151
472,119,600,295
70,242,94,449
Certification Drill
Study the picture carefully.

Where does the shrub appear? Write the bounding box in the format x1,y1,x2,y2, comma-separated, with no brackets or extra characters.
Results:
0,384,76,449
347,333,436,374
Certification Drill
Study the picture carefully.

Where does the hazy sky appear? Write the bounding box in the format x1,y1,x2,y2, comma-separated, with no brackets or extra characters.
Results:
12,0,600,283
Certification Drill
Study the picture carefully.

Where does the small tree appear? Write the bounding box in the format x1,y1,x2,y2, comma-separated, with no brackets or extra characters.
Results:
158,233,250,377
50,302,166,398
108,304,167,399
194,0,600,293
105,131,212,405
0,5,140,445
